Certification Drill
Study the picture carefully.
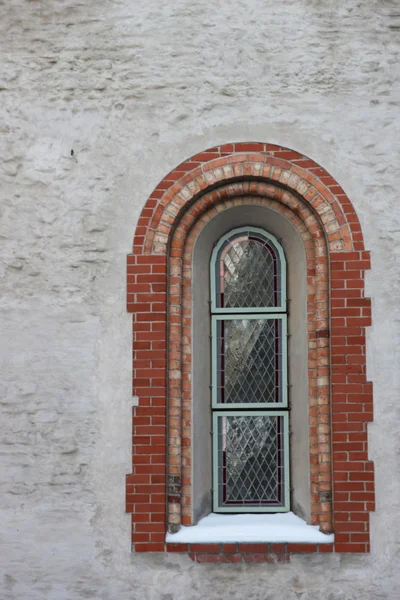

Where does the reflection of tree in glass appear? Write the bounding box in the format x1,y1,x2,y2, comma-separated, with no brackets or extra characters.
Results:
224,320,277,404
223,239,276,308
225,415,279,502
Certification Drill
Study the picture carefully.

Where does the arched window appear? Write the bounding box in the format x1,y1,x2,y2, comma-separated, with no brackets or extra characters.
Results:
127,147,374,558
210,227,289,512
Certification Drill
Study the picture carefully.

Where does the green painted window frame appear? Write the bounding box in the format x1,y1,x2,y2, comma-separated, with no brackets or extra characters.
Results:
210,226,287,314
210,226,290,513
212,410,290,513
211,314,288,409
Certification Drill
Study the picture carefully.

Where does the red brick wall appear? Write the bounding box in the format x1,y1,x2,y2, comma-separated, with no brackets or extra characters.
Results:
126,144,374,560
126,254,167,551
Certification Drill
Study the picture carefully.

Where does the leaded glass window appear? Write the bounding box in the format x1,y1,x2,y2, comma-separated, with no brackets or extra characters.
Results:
210,227,289,512
211,228,286,313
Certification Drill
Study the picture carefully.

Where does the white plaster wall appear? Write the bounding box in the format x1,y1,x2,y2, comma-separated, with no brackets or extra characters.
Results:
1,1,399,598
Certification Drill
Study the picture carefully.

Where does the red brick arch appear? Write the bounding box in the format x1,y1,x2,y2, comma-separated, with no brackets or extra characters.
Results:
132,144,364,255
126,143,374,561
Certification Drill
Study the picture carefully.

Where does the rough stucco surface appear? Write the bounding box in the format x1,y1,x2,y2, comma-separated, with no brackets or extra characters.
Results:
1,0,400,598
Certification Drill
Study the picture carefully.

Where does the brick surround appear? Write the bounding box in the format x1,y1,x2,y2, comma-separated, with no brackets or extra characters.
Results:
167,542,335,563
126,143,374,560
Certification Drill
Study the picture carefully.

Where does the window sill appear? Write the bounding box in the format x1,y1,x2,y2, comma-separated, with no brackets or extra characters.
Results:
165,512,334,544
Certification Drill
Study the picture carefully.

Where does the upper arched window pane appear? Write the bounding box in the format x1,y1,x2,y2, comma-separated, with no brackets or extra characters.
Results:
211,227,286,312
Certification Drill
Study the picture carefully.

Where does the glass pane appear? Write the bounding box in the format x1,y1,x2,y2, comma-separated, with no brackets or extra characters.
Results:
215,232,282,308
216,318,284,405
216,413,287,508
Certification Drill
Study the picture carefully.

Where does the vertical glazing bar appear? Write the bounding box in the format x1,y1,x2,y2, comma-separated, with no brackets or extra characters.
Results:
212,412,219,511
211,316,217,407
281,316,288,408
283,413,290,510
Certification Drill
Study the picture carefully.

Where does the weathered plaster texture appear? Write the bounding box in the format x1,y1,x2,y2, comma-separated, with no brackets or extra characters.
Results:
1,1,400,598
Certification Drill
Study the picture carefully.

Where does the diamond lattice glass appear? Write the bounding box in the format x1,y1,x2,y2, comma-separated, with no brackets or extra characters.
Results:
215,413,286,507
215,232,282,309
216,318,283,405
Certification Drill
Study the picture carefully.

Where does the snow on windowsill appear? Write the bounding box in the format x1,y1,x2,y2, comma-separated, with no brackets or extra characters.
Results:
165,512,334,544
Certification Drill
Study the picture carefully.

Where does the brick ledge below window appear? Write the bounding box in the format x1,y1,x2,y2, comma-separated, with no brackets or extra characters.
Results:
165,512,334,545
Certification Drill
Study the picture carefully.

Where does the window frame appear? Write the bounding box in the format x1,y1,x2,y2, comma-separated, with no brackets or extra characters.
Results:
210,226,287,314
212,410,290,513
211,314,288,409
210,226,290,514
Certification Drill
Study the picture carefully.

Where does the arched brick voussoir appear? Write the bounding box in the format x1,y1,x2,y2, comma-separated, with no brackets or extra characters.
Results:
170,181,333,262
150,159,351,255
134,148,364,255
